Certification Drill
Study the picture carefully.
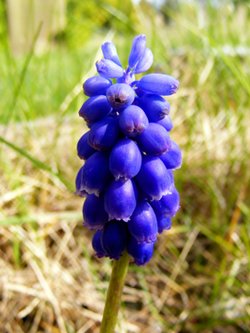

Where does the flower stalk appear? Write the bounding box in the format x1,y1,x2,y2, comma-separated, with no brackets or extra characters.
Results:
100,252,130,333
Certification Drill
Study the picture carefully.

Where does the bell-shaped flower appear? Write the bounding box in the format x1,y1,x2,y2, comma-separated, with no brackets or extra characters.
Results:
128,201,158,243
77,131,96,160
76,152,111,196
137,73,179,95
119,105,149,137
160,141,182,169
109,139,142,180
127,236,155,265
88,117,120,151
75,167,87,197
156,115,173,132
92,230,107,258
83,194,108,230
106,83,135,109
137,123,171,156
102,221,128,259
136,156,173,200
104,179,137,221
79,95,111,125
137,94,170,121
152,188,180,218
157,217,172,234
83,76,112,97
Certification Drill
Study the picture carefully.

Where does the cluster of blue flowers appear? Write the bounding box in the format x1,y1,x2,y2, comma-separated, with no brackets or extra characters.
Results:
75,35,181,265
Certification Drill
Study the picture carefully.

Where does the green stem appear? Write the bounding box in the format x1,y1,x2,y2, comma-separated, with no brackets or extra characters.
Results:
100,252,130,333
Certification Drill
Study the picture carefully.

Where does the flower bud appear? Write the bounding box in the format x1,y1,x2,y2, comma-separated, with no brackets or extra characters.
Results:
137,73,179,95
88,117,119,151
92,230,106,258
106,83,135,109
136,156,173,200
119,105,149,137
137,123,171,156
83,76,112,97
157,217,172,234
77,152,111,196
79,95,111,125
128,201,158,243
83,194,108,230
102,41,122,67
96,59,124,78
77,131,96,160
156,115,173,132
134,48,153,74
127,236,154,265
109,139,142,180
102,221,128,259
128,34,146,69
75,167,87,197
160,141,182,169
152,188,180,218
104,179,137,221
138,94,170,121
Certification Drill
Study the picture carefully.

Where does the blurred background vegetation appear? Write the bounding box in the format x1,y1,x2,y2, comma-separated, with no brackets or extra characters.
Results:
0,0,250,332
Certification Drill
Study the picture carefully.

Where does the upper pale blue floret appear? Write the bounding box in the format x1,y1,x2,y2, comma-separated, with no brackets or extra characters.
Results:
96,58,124,79
128,34,147,69
134,48,153,74
101,41,122,67
83,76,112,97
76,34,181,265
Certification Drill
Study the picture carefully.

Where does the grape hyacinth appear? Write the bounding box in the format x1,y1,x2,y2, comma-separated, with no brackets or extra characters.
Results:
76,34,181,266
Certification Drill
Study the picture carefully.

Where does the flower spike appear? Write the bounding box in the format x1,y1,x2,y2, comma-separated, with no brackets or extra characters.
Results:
76,35,181,265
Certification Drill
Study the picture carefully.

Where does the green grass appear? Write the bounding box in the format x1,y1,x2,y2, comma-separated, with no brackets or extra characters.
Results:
0,1,250,332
